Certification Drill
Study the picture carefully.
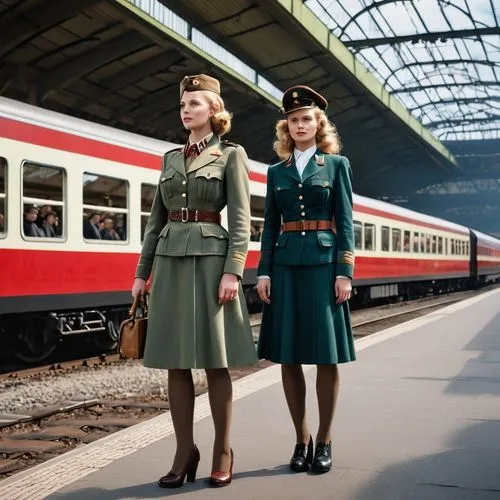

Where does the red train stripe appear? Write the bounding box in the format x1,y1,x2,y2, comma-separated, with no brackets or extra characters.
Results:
0,249,483,297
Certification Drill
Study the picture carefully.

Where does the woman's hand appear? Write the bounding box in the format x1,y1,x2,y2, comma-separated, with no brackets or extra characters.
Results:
257,277,271,304
132,278,146,300
218,273,239,304
335,277,352,304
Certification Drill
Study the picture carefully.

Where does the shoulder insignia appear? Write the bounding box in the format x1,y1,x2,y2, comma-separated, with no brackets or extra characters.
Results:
284,155,293,168
164,147,183,156
221,140,239,148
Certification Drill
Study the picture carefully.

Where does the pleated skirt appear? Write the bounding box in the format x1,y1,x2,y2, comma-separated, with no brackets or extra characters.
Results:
257,263,356,365
143,255,258,369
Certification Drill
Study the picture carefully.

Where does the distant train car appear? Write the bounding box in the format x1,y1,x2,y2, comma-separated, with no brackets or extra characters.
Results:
0,97,499,363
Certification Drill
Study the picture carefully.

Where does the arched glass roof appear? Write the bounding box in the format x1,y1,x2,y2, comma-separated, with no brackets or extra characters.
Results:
306,0,500,140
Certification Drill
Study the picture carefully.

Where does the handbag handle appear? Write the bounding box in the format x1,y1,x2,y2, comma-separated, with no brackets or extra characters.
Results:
129,293,148,319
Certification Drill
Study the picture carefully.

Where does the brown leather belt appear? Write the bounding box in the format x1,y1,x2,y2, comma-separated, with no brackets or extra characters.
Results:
281,220,333,232
169,208,221,224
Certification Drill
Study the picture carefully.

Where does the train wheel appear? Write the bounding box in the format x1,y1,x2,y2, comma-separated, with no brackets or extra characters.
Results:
14,316,58,364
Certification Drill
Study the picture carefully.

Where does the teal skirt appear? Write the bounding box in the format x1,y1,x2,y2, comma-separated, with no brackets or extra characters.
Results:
257,263,356,365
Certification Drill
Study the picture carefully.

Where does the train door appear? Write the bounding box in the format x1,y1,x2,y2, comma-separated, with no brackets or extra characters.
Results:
469,229,478,286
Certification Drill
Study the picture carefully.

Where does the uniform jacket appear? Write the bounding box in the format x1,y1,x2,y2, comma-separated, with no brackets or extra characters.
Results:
136,135,251,280
257,151,355,278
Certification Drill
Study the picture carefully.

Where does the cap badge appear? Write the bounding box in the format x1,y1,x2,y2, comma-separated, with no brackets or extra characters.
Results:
292,91,299,98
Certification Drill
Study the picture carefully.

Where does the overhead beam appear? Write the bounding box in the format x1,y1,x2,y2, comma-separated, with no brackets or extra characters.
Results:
0,0,102,58
40,32,150,100
392,81,499,94
424,116,500,129
344,27,500,49
409,96,500,112
384,59,500,85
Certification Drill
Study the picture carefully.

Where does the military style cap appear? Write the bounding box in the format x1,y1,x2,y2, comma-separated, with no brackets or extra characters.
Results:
180,74,220,97
281,85,328,114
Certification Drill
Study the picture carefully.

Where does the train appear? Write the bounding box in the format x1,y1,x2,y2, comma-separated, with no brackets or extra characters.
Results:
1,96,499,363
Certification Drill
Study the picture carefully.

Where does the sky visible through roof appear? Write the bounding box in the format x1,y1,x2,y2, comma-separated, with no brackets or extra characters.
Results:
306,0,499,141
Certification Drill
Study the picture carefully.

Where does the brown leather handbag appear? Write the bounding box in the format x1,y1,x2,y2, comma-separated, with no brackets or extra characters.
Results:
119,294,148,359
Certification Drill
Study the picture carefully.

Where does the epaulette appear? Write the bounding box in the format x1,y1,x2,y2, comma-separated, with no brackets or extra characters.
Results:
164,147,183,156
221,140,239,148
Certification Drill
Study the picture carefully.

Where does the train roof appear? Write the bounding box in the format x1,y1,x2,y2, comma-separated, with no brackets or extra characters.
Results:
353,193,470,234
0,96,174,156
470,229,500,248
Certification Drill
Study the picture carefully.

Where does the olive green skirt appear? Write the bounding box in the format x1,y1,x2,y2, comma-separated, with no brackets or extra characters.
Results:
143,255,258,369
258,263,356,365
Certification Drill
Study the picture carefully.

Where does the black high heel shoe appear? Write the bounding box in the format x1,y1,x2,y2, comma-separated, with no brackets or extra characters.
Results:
290,435,313,472
310,441,332,473
158,445,200,488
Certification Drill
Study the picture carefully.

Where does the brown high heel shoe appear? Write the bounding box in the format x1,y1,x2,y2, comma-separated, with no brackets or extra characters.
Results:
209,449,234,487
158,445,200,489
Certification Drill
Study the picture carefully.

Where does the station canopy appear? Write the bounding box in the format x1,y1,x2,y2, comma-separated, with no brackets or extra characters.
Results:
307,0,500,141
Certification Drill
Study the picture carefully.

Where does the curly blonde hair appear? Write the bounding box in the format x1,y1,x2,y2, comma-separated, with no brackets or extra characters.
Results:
202,91,232,137
273,108,342,160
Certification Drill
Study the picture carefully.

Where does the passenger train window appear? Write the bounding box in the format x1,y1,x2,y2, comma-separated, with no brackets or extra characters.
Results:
420,233,425,253
250,195,265,241
381,226,390,251
22,162,65,239
141,183,156,242
83,173,128,242
426,234,431,253
392,228,401,252
432,236,437,254
354,221,362,250
413,232,419,253
437,237,443,254
403,230,410,252
0,158,6,236
364,223,375,251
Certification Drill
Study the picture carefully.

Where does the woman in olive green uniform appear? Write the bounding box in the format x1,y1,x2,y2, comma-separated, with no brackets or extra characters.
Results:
257,86,355,474
132,74,257,488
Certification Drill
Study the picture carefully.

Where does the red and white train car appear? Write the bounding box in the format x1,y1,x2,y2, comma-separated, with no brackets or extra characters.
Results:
0,97,499,362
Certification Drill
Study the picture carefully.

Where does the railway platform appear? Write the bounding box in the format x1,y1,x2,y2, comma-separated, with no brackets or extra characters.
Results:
1,288,499,500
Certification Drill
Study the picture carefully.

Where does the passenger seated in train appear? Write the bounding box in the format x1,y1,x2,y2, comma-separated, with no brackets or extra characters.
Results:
250,224,262,241
36,204,53,229
83,212,102,239
100,216,121,241
42,211,57,238
23,206,44,237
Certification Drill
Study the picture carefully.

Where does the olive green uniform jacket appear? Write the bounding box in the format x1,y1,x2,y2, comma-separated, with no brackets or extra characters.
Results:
135,135,257,369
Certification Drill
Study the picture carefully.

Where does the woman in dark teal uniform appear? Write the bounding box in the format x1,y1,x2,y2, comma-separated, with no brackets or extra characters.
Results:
256,85,355,474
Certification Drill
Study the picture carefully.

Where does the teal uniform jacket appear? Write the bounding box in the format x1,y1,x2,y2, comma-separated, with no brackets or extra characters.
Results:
257,151,355,277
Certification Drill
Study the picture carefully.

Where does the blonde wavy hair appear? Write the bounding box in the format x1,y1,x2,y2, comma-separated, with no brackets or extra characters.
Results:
202,91,232,137
273,108,342,160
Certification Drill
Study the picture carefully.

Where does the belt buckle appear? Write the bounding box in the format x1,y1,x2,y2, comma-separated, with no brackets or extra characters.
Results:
181,207,189,223
297,219,305,231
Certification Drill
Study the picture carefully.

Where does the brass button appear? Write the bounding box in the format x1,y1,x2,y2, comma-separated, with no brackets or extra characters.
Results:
300,205,304,209
298,195,303,200
298,183,303,188
277,187,281,191
301,212,305,216
181,193,186,198
207,172,211,177
182,180,187,185
324,181,329,186
301,231,306,236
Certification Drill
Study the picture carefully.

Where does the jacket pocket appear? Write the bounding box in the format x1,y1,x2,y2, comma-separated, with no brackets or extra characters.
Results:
308,178,333,205
200,224,229,255
195,166,225,202
160,170,176,198
275,232,290,248
274,183,293,209
316,231,336,248
155,224,171,255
